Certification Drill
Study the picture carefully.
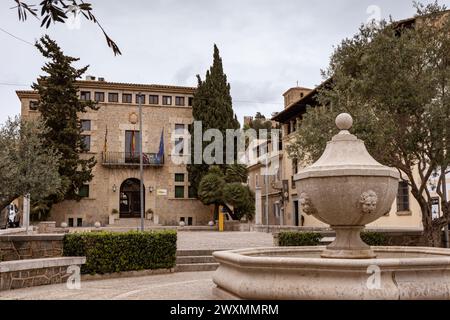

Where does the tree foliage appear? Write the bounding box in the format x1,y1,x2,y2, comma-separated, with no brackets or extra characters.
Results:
188,44,240,196
198,165,254,221
31,35,98,217
0,117,62,219
287,2,450,246
12,0,121,55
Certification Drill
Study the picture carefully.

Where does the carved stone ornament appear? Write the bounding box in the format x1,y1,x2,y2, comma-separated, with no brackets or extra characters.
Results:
299,192,317,216
360,190,378,214
129,112,138,124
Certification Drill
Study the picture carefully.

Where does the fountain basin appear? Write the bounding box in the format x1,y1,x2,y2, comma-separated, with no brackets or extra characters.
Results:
212,246,450,300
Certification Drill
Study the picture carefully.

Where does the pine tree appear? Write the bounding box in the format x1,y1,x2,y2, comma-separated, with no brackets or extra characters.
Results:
31,35,97,216
188,44,239,196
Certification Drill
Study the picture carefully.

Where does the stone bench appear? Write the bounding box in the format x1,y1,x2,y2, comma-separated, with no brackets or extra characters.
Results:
0,256,86,291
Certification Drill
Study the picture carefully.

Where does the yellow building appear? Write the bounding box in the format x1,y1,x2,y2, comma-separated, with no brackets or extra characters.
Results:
17,77,211,227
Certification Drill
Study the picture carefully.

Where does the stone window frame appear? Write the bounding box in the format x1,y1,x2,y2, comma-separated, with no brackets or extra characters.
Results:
122,93,132,104
108,92,119,103
396,180,410,215
81,119,91,131
149,94,159,105
162,96,172,106
94,91,105,102
175,96,185,106
174,185,185,199
29,100,39,111
80,91,91,101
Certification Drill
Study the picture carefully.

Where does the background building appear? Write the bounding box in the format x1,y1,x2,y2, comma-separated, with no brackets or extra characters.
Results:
18,77,211,227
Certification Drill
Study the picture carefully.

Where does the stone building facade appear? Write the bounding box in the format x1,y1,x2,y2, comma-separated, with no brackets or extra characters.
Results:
17,78,211,227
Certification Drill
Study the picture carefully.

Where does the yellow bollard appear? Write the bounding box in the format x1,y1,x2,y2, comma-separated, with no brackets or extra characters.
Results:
219,209,224,232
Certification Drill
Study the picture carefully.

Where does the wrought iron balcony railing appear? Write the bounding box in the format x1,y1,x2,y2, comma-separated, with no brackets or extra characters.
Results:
102,152,163,167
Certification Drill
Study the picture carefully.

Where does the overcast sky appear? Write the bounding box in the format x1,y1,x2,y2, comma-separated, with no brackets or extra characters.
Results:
0,0,437,124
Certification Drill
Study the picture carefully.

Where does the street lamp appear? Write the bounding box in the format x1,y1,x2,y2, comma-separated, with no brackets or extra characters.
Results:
112,184,117,192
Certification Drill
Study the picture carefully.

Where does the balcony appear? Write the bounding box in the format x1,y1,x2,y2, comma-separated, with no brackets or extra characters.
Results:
102,152,163,167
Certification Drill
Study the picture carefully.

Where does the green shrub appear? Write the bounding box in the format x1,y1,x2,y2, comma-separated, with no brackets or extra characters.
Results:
278,232,323,246
63,230,177,275
361,231,388,246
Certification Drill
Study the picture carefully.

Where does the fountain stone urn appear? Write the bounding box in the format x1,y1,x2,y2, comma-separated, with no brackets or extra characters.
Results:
294,113,399,259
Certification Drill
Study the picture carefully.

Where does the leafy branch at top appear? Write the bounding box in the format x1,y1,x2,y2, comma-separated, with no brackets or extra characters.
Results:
11,0,121,55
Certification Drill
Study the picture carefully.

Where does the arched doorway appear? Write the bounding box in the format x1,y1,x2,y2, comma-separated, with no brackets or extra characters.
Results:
119,178,145,218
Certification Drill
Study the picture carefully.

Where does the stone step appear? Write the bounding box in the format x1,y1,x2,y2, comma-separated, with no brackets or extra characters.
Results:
177,249,231,256
175,263,219,272
176,256,216,264
176,249,220,257
108,218,156,227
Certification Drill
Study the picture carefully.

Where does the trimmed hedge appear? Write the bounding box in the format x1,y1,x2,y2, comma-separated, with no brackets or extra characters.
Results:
278,232,323,246
278,231,388,247
360,232,388,246
63,230,177,275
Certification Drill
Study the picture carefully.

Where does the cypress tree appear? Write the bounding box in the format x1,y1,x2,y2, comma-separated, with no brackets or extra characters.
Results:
31,35,97,216
188,44,239,196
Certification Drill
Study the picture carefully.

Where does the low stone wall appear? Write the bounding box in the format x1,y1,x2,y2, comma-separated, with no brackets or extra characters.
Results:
0,234,64,262
0,257,85,291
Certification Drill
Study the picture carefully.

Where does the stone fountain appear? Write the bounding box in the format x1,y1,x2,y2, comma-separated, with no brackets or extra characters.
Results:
212,113,450,300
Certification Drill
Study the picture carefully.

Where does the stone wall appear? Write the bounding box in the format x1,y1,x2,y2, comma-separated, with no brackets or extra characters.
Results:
0,234,64,262
0,256,86,291
0,265,70,290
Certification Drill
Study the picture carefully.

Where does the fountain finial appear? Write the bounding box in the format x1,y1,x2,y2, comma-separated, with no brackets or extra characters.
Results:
335,113,353,131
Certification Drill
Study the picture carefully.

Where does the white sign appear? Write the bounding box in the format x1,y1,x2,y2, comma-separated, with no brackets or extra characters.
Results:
157,189,167,196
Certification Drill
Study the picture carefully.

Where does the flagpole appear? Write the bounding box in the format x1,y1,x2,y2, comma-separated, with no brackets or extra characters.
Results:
139,92,144,232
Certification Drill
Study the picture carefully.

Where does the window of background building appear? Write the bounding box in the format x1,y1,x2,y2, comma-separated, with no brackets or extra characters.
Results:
188,97,193,106
81,135,91,152
94,92,105,102
122,93,132,103
175,186,185,198
77,218,83,227
149,95,159,105
108,93,119,102
397,181,410,212
78,185,90,198
175,124,185,135
175,173,185,182
188,186,195,198
175,138,184,155
136,94,145,104
68,218,74,227
175,96,185,106
29,101,39,111
80,91,91,101
187,217,193,226
81,120,91,131
292,159,298,189
163,96,172,105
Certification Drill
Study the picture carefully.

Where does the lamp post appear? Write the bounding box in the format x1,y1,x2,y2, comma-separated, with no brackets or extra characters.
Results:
138,92,144,232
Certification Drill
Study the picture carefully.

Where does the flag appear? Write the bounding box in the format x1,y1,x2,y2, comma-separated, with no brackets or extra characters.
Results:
157,129,164,164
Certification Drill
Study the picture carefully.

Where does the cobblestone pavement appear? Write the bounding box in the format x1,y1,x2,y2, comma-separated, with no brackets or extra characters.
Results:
177,231,273,250
0,271,217,300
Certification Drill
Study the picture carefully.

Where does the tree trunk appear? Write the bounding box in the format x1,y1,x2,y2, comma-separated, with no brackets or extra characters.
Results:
423,222,443,247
